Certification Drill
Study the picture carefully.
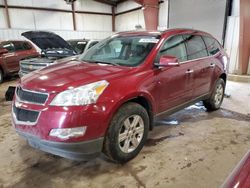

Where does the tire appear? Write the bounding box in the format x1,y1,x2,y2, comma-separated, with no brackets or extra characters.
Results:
203,78,225,111
0,69,3,84
103,102,149,163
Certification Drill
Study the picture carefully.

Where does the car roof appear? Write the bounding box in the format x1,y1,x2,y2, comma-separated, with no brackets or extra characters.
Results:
115,28,213,38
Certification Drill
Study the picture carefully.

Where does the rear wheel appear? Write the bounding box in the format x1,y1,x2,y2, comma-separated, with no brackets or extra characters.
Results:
103,102,149,163
203,78,225,111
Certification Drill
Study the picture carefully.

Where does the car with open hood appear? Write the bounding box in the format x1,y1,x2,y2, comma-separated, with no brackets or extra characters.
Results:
12,29,228,163
19,31,80,77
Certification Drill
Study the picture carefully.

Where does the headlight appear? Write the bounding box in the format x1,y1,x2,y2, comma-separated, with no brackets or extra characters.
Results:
49,127,87,139
50,80,109,106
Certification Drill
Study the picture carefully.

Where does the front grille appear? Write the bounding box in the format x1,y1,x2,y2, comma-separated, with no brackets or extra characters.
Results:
13,105,39,124
16,87,48,104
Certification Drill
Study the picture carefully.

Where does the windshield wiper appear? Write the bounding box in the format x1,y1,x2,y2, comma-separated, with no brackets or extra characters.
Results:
87,60,120,66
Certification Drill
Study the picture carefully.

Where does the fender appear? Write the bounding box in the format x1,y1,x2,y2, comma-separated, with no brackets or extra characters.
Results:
104,90,156,133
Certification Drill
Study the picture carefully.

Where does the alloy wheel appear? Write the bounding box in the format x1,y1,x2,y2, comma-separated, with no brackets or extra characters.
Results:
214,84,224,106
118,115,144,153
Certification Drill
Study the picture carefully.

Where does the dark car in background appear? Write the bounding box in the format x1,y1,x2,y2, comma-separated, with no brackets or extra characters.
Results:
19,31,99,77
67,39,99,54
0,40,38,83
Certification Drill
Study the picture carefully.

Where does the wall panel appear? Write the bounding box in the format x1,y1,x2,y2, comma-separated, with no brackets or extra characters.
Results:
0,0,113,40
34,11,73,30
0,29,113,41
7,0,71,10
75,0,111,13
0,9,7,28
169,0,227,42
158,0,169,30
76,13,112,32
9,8,35,29
31,0,71,10
116,1,140,13
7,0,33,6
115,10,145,31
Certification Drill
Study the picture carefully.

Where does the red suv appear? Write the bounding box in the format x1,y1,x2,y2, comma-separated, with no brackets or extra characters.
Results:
0,40,39,83
12,29,228,163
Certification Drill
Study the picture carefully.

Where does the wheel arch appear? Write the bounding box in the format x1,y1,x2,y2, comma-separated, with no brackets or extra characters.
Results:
219,73,227,84
126,96,154,130
107,93,155,132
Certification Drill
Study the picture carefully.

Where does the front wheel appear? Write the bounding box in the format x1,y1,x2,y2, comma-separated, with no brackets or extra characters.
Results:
203,78,225,111
103,102,149,163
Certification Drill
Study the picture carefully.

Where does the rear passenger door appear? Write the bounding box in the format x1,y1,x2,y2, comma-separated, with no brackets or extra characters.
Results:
203,36,222,89
184,34,212,99
155,35,195,113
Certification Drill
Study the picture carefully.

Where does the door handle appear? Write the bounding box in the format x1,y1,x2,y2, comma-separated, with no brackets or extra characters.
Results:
209,63,215,68
186,69,194,74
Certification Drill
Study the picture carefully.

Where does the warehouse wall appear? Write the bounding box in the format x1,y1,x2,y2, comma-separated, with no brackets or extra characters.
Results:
158,0,169,30
169,0,227,43
0,0,113,40
115,0,169,32
224,0,240,74
115,1,145,31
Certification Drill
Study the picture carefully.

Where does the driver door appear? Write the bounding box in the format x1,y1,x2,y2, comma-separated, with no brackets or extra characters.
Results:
154,35,195,114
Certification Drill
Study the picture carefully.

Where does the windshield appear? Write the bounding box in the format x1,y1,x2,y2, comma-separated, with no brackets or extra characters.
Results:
79,35,160,67
68,40,88,54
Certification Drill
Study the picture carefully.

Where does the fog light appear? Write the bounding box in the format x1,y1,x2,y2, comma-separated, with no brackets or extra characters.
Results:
49,127,87,139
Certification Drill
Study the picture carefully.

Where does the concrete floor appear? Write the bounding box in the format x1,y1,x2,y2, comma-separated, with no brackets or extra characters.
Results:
0,77,250,188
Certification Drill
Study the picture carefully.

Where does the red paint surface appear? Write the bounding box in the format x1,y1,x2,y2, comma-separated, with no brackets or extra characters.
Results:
12,29,227,143
0,41,39,76
222,150,250,188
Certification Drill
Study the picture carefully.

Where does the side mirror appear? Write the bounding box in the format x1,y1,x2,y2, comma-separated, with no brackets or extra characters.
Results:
0,48,8,55
155,55,180,68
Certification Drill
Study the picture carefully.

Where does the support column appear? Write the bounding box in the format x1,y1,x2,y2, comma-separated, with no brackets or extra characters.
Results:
71,1,76,31
112,6,115,32
4,0,11,28
239,0,250,74
134,0,159,30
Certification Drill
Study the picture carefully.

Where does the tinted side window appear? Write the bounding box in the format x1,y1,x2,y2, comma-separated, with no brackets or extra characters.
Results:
23,42,32,50
184,35,208,60
0,42,15,52
203,36,221,56
158,35,187,62
13,42,25,51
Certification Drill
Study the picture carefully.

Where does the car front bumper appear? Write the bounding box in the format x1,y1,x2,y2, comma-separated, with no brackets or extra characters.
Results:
17,130,104,161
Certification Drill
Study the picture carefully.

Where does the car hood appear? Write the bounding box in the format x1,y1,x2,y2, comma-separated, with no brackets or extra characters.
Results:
22,31,75,52
20,60,133,93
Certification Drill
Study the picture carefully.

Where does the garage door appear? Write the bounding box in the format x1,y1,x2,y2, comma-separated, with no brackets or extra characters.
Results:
168,0,227,43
